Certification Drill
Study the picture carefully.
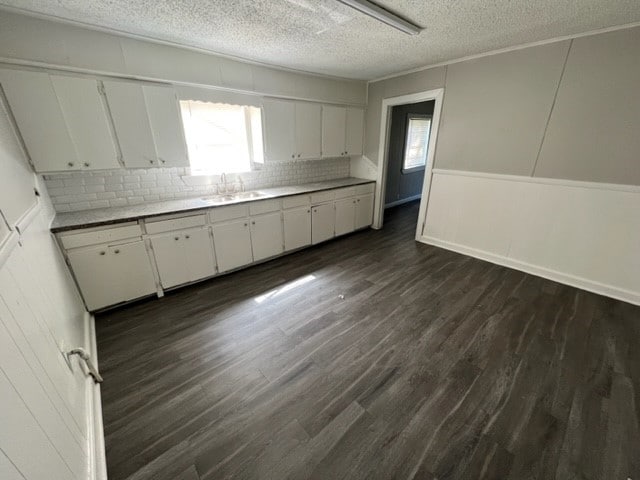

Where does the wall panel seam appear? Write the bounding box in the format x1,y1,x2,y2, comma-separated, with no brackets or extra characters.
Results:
530,39,573,177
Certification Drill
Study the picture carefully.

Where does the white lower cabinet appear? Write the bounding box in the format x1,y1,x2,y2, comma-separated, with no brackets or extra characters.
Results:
311,203,335,245
283,206,312,251
250,212,283,262
212,219,253,273
335,198,356,236
151,228,216,289
355,193,374,230
67,240,156,310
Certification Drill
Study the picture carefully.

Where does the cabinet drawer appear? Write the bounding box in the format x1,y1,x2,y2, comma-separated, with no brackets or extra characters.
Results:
145,214,206,234
334,187,356,199
249,199,281,216
310,190,335,204
355,183,375,195
282,194,310,209
60,223,142,249
209,204,249,223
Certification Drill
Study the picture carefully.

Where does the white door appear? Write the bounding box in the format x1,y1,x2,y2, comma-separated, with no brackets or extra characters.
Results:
263,99,296,162
355,194,374,229
321,105,346,158
212,219,253,272
67,245,118,310
0,69,77,172
335,198,356,236
283,206,311,251
151,233,190,289
251,212,283,262
295,102,321,160
345,107,364,156
103,80,158,168
311,203,335,244
143,85,189,167
183,228,217,282
110,241,157,303
50,75,120,170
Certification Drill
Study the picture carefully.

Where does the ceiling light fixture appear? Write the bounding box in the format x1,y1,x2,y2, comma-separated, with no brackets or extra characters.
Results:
336,0,422,35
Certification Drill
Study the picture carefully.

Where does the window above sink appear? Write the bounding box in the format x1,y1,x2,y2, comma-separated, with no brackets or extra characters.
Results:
179,100,264,176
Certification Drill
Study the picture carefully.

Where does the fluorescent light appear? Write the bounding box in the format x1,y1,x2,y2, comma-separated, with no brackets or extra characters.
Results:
336,0,422,35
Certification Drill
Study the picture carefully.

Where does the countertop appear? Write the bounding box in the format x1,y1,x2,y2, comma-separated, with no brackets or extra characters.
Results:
51,177,375,232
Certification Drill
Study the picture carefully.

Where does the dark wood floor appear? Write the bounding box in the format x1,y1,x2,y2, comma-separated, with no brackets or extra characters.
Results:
97,201,640,480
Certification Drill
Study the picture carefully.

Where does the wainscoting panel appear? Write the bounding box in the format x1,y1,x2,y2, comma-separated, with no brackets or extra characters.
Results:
421,170,640,305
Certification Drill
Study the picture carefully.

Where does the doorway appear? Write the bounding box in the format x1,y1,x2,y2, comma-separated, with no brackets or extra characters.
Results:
384,100,435,209
372,88,444,239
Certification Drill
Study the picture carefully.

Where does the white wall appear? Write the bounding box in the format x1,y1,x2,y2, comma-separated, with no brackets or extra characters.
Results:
422,170,640,304
0,10,366,106
0,94,97,479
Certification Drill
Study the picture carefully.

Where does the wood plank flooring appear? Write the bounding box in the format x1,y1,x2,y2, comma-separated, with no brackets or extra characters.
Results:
96,201,640,480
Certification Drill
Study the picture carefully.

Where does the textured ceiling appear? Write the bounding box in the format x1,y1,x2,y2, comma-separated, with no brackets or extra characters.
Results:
1,0,640,80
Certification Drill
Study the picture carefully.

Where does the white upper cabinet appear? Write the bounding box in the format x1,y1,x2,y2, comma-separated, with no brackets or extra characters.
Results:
103,81,157,168
143,85,189,167
294,102,322,160
263,99,296,162
0,69,119,172
345,107,364,156
103,81,189,168
321,105,347,158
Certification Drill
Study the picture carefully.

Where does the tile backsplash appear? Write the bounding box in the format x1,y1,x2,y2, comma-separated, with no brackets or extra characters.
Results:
43,158,351,212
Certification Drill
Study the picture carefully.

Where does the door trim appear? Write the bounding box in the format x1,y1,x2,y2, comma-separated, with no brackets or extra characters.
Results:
372,88,444,240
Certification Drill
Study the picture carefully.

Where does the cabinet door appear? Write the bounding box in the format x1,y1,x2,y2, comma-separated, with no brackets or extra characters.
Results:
345,107,364,156
283,206,311,251
311,203,335,245
0,69,77,172
143,85,189,167
355,194,374,229
103,80,158,168
183,228,217,282
295,102,321,160
250,212,283,262
110,241,157,302
67,245,118,311
50,75,120,170
151,233,190,288
321,105,346,158
263,99,295,162
335,198,356,236
212,219,253,272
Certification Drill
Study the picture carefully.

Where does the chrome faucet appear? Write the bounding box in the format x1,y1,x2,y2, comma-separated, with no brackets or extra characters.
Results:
218,172,228,194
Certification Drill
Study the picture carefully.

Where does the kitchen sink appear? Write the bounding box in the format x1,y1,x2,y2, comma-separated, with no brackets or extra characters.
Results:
201,191,268,203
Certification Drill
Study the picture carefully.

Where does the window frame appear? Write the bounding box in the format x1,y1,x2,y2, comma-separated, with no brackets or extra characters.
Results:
401,113,432,175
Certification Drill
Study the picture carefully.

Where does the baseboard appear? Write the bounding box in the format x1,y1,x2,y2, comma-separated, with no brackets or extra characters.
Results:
83,312,107,480
420,235,640,307
385,194,421,209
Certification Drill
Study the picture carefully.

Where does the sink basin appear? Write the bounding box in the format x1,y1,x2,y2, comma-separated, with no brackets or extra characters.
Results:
201,191,268,203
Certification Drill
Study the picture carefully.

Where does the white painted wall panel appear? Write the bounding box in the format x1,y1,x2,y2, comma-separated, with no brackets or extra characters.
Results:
422,171,640,304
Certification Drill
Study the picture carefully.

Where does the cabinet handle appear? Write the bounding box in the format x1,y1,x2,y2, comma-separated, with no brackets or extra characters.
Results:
149,159,154,164
313,209,317,213
244,222,248,227
291,154,295,158
357,199,360,202
174,236,179,241
114,249,120,254
67,162,74,167
83,162,90,167
307,210,310,213
297,154,301,158
160,158,166,164
251,221,256,225
99,251,106,256
185,235,190,239
353,200,356,204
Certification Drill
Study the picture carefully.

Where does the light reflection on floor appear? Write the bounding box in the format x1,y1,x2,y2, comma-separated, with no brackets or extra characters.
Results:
254,274,316,303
